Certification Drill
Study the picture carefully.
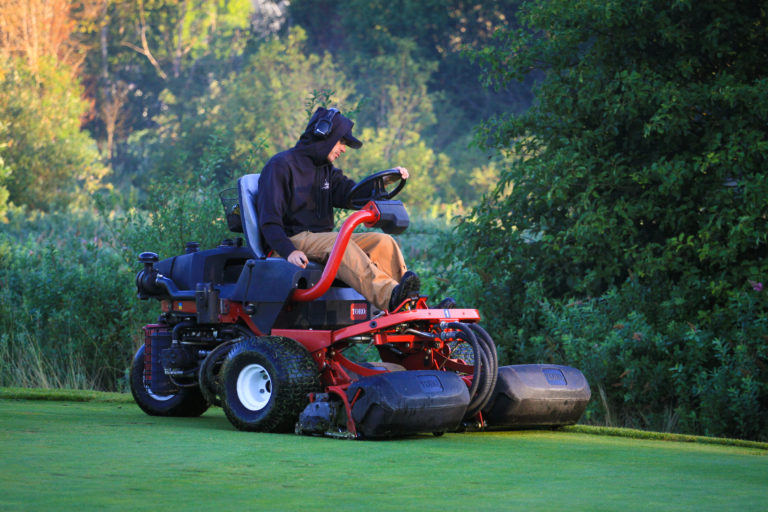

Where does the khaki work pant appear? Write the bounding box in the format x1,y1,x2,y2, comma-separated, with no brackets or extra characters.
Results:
289,231,407,311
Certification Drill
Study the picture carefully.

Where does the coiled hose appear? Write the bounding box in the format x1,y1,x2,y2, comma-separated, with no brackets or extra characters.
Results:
441,322,498,419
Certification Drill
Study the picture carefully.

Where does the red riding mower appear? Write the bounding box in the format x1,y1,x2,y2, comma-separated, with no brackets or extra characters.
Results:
131,170,591,438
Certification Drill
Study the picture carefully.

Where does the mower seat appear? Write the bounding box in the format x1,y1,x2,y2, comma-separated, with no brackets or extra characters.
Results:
237,174,268,258
236,173,327,272
234,173,371,331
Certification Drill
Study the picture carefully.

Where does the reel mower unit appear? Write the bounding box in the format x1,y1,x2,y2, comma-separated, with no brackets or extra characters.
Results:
130,170,591,438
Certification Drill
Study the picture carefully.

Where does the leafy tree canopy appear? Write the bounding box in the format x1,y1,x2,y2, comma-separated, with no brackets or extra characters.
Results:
287,0,531,124
0,58,107,211
142,27,354,184
458,0,768,328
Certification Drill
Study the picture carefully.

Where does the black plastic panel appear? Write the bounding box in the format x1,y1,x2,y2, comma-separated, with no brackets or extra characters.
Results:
347,370,470,438
482,364,591,428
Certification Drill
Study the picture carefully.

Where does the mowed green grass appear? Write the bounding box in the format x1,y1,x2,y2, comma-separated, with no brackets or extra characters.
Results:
1,396,766,512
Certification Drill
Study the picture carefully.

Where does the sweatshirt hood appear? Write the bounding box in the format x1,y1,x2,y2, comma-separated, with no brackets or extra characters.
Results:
294,107,363,165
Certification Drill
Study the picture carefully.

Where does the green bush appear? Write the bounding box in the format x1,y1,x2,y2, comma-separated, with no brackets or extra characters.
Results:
430,233,768,440
0,164,236,391
438,0,768,440
0,210,141,390
474,280,767,441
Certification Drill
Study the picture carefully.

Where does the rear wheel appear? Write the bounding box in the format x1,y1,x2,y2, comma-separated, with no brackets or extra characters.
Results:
220,336,321,432
198,340,236,407
129,344,209,417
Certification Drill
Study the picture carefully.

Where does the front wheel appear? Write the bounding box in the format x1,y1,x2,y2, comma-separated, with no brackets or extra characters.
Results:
220,337,321,432
129,344,209,417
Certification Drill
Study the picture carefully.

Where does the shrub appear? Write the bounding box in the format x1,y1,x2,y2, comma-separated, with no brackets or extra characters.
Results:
0,210,142,390
0,57,107,211
440,0,768,440
512,282,768,440
0,162,236,391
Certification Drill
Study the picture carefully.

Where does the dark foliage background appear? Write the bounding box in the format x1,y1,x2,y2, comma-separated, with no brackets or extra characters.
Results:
1,0,766,440
436,0,768,440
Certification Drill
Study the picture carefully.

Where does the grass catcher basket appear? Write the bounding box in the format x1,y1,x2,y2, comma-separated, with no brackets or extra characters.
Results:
219,188,243,233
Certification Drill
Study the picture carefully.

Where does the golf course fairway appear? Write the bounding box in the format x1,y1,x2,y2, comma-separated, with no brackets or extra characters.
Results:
1,393,766,511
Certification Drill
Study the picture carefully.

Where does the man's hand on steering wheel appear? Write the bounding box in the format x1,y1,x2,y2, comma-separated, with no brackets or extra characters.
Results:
346,167,409,210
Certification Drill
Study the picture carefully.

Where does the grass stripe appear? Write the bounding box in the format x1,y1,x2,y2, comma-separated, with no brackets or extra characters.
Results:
2,387,766,450
0,386,133,403
563,424,768,451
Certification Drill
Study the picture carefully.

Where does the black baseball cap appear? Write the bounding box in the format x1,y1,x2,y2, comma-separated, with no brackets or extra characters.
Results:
341,130,363,149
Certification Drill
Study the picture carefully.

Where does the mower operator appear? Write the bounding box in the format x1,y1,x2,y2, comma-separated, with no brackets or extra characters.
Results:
257,107,420,313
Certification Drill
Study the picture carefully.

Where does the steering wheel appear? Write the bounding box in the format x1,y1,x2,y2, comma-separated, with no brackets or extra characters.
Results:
346,169,407,210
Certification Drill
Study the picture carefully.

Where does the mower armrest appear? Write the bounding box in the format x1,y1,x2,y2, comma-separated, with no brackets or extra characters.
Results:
155,274,196,301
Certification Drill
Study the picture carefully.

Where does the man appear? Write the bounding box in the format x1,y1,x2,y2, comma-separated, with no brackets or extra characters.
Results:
257,107,420,312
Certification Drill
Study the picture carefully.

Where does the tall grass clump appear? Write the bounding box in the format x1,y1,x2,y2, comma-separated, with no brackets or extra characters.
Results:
0,209,141,391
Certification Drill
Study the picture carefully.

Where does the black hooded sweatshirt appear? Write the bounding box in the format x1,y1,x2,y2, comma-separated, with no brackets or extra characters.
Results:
257,109,359,258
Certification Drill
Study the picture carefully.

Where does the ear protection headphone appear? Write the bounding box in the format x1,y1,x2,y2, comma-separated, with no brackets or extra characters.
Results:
313,108,339,138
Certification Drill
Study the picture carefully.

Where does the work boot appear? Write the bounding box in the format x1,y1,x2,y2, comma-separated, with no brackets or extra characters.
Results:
389,271,420,311
436,297,457,309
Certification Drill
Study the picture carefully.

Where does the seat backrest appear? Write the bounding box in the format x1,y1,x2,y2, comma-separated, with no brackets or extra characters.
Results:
237,174,267,258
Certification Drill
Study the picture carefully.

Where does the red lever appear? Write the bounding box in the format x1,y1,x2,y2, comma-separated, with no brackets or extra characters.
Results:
292,202,380,302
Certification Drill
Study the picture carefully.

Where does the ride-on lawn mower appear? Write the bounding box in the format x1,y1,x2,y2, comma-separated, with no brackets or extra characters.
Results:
131,170,591,438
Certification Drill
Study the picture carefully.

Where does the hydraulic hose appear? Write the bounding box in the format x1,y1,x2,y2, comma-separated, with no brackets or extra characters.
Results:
466,323,498,414
171,320,195,343
442,323,483,404
442,322,499,419
463,331,493,418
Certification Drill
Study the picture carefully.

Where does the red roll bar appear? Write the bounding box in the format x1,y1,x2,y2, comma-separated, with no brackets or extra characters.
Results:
291,202,380,302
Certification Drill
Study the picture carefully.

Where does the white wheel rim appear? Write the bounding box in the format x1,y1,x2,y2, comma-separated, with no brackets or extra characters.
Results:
146,386,174,401
236,363,272,411
143,377,174,401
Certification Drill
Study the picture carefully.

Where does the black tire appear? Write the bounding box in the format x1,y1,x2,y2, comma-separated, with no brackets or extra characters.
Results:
220,336,321,432
198,340,236,407
129,344,210,417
